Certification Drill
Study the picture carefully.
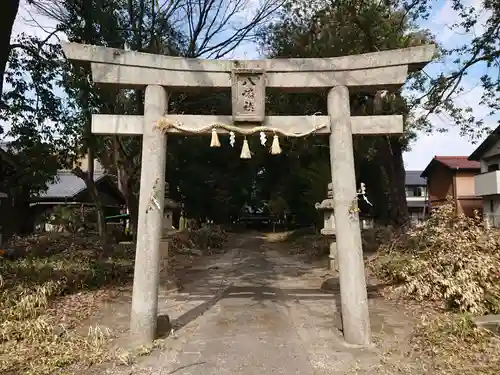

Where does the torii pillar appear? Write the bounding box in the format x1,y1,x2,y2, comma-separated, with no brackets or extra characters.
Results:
129,85,168,344
328,86,370,345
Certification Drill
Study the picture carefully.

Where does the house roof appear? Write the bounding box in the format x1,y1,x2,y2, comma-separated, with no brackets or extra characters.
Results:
469,124,500,161
405,171,426,186
421,156,480,178
38,170,108,199
38,170,176,207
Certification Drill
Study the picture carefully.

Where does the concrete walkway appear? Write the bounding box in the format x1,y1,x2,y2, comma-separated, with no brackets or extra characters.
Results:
102,234,414,375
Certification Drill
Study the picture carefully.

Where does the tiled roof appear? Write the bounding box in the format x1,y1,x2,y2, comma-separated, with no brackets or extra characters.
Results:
38,170,107,199
434,156,480,169
421,156,480,178
405,171,426,186
2,143,112,200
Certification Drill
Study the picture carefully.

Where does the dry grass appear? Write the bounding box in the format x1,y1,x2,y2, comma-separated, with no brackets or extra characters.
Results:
270,225,393,260
368,202,500,374
370,203,500,314
352,309,500,374
271,209,500,373
263,227,329,259
0,228,228,375
410,312,500,374
274,220,500,374
0,234,134,374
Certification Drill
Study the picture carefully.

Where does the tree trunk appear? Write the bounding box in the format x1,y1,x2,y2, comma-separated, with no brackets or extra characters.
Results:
73,161,108,238
379,137,409,226
112,137,140,238
85,173,108,236
0,0,20,106
70,0,107,239
127,191,139,238
372,91,409,226
73,101,107,239
120,175,139,238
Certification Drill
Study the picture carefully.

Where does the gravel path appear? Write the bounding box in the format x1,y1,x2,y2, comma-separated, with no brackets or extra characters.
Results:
98,233,416,375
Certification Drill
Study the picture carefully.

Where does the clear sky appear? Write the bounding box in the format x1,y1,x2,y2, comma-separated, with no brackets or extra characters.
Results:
8,0,497,171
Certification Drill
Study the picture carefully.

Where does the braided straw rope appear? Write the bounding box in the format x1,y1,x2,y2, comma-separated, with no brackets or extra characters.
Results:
155,114,328,137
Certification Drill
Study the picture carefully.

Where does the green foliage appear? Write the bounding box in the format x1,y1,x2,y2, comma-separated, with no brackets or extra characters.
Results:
28,0,284,228
1,34,68,197
258,0,428,224
2,0,498,229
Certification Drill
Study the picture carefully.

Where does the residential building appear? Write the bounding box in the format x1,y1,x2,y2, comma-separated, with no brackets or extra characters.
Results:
1,145,130,234
405,171,427,222
469,126,500,227
30,169,125,232
421,156,481,217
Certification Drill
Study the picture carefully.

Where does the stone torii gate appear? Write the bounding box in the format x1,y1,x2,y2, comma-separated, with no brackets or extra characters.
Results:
62,42,435,346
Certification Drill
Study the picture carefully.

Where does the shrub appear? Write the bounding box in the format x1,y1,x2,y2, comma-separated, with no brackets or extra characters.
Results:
188,225,228,250
45,205,98,234
287,233,330,258
169,225,228,254
370,202,500,314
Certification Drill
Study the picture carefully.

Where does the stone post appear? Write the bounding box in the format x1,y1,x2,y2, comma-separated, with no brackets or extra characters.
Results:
130,85,168,344
327,86,371,345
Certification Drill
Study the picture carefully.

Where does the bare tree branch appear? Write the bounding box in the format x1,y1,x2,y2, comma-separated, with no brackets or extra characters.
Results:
180,0,286,58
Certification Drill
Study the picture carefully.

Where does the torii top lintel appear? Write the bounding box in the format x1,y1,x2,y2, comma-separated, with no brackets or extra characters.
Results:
62,42,436,91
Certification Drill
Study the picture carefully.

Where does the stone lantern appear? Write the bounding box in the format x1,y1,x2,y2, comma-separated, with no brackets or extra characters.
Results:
315,197,335,235
315,182,338,271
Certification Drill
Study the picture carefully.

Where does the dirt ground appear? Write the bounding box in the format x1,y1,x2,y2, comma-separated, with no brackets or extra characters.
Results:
75,232,428,375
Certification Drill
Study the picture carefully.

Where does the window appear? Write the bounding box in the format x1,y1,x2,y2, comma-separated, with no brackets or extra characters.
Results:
405,186,427,198
410,186,426,197
488,164,499,172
